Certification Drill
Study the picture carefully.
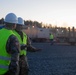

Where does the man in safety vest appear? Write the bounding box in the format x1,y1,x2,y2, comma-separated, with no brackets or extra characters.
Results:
50,33,54,45
0,13,20,75
13,17,41,75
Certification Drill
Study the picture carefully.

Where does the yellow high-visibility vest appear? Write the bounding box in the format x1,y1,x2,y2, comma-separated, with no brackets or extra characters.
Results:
13,30,27,55
50,34,54,39
0,28,14,74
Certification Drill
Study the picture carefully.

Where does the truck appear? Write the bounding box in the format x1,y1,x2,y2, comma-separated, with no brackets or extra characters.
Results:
23,27,51,42
23,26,76,44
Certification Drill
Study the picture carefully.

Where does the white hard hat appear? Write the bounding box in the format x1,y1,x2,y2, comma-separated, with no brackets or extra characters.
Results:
17,17,24,25
4,13,18,24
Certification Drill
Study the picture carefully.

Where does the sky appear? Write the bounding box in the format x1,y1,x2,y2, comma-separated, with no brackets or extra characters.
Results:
0,0,76,27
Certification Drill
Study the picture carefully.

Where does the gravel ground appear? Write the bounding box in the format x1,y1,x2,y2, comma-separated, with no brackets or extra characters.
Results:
27,43,76,75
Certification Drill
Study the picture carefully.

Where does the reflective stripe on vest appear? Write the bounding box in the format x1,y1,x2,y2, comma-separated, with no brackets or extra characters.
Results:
0,65,8,69
0,56,10,69
0,56,11,60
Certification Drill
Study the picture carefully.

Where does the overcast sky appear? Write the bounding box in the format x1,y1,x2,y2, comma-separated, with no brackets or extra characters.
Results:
1,0,76,27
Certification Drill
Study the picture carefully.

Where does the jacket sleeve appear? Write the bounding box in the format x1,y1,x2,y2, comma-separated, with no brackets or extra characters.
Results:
6,35,20,75
27,37,41,52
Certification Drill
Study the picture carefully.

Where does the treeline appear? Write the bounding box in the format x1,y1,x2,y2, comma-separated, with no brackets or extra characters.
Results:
0,18,42,28
24,20,42,28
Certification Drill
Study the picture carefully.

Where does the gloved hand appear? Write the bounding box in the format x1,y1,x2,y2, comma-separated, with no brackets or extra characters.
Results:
21,44,27,50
